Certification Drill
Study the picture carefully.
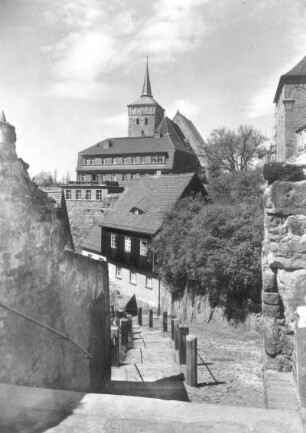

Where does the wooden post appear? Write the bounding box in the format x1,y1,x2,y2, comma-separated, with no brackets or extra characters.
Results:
149,309,153,329
171,315,176,340
186,335,197,387
111,325,119,367
127,314,133,346
179,326,189,365
138,307,142,326
173,319,180,350
162,311,168,333
121,318,128,346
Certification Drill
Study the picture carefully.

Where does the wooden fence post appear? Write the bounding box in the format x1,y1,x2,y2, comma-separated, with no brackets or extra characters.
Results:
179,326,189,365
171,315,176,340
173,319,180,350
121,318,128,346
111,325,119,367
138,307,142,326
162,311,168,333
186,335,197,387
127,314,133,346
149,309,153,329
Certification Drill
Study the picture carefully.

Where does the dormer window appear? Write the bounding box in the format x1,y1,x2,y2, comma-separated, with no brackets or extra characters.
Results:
130,207,144,215
136,118,139,125
145,118,148,125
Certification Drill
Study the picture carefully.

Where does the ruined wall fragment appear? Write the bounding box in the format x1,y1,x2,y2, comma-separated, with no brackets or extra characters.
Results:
262,164,306,371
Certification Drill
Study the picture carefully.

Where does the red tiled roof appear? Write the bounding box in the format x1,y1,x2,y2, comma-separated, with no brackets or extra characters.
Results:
101,172,201,235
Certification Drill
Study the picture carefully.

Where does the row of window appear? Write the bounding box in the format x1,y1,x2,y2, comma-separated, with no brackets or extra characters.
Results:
115,265,152,288
111,234,147,256
65,189,103,200
84,155,165,166
78,172,158,183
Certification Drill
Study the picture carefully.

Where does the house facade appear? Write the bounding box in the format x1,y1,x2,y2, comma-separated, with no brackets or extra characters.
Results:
96,172,206,309
76,60,199,184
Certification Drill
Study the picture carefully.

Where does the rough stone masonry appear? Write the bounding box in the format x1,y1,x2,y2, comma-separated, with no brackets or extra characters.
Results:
0,114,110,392
262,163,306,374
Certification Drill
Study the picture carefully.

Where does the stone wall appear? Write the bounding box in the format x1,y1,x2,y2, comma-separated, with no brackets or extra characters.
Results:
0,116,110,392
262,164,306,371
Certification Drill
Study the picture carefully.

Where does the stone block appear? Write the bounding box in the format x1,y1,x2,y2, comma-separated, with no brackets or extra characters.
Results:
263,162,304,185
262,267,278,292
278,269,306,313
262,316,281,356
262,303,282,318
262,292,280,305
263,180,306,216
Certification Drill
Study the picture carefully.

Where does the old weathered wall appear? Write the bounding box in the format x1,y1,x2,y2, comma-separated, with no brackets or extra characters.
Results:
262,169,306,371
0,117,110,392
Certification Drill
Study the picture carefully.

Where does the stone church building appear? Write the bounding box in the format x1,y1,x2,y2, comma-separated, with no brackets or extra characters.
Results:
76,61,201,185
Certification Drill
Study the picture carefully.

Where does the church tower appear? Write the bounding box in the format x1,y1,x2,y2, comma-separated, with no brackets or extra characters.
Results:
127,59,165,137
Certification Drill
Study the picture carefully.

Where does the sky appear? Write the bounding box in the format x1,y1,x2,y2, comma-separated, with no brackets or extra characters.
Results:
1,0,306,180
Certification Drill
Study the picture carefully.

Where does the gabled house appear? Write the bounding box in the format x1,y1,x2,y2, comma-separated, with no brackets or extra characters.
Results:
95,172,206,309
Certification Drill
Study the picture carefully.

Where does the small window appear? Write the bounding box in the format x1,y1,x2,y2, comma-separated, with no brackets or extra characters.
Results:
130,270,137,285
157,155,163,163
96,190,102,200
86,190,91,200
125,236,131,253
92,174,97,182
146,274,152,289
102,174,107,182
136,118,139,125
140,156,146,164
111,234,117,249
123,157,128,164
76,190,81,199
145,118,148,125
65,190,71,199
151,155,158,164
122,173,128,181
102,158,106,165
116,265,122,279
111,174,117,182
140,240,147,256
132,156,137,164
81,174,86,182
112,157,116,165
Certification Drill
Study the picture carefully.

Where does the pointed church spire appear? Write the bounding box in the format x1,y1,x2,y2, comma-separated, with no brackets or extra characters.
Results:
141,55,153,97
0,111,7,123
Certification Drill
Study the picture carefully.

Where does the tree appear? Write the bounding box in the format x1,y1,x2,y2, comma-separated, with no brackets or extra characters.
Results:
204,125,266,175
152,170,264,322
32,171,54,187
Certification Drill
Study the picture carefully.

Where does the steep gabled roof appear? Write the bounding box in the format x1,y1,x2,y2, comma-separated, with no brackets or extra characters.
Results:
274,56,306,103
78,118,195,157
101,172,202,235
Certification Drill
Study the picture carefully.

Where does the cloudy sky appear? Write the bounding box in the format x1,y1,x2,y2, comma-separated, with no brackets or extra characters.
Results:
1,0,306,179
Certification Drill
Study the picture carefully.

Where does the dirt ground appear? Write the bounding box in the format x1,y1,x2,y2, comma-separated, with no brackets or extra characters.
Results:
117,314,265,408
181,321,264,407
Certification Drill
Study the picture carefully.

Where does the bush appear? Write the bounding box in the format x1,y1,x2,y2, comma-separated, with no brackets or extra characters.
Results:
152,170,264,322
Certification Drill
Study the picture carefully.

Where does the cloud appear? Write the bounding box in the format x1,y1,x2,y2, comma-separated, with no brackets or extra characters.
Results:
40,0,209,99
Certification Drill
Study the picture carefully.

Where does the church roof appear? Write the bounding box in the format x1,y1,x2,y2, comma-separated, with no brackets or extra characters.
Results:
128,95,163,107
101,172,202,235
142,57,152,97
274,56,306,102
